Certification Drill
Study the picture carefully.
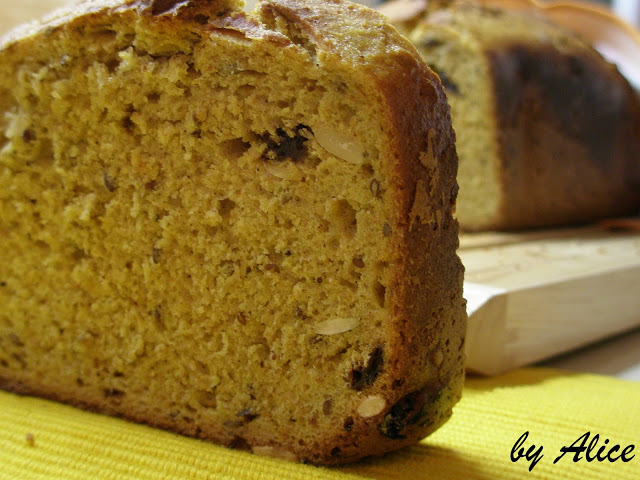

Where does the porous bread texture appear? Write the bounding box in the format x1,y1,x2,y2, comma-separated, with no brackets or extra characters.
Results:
388,0,640,231
0,0,466,465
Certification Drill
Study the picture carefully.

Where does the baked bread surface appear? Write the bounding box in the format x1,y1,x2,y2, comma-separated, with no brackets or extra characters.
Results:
387,0,640,231
0,0,466,464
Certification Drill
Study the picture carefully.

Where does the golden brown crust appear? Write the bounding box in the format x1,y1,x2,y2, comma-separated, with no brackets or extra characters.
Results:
488,41,640,229
385,0,640,231
0,0,465,465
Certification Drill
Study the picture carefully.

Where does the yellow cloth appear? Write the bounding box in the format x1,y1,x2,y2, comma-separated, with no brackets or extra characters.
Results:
1,368,638,480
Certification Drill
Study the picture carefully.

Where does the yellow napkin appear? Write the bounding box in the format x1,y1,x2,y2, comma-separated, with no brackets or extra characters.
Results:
1,368,638,480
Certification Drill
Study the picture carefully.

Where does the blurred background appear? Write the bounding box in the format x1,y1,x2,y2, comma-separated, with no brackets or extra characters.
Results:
1,1,639,34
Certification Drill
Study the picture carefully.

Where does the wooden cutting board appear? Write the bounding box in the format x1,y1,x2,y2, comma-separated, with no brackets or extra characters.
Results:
460,225,640,375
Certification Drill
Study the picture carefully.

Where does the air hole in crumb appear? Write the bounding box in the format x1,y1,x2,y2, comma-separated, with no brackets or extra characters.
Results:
196,360,210,375
220,138,250,159
237,84,256,97
104,172,117,192
96,28,117,42
186,62,201,79
361,163,374,177
229,436,251,451
328,237,340,250
198,391,217,409
122,115,135,132
22,129,35,143
105,58,120,74
327,199,357,237
32,138,54,168
349,347,384,390
12,354,26,368
392,378,405,389
71,248,87,262
339,278,357,292
147,92,161,103
373,280,386,308
343,417,354,431
104,388,124,398
307,156,322,169
168,196,182,208
9,333,24,347
34,241,50,253
323,398,333,415
193,14,209,24
153,307,165,330
218,198,236,219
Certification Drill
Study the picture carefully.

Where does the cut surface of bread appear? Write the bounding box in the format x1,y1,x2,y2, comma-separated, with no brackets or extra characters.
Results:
385,0,640,231
0,0,466,465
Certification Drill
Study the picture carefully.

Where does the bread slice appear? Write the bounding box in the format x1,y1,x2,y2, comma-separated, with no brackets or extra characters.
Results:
383,0,640,231
0,0,466,464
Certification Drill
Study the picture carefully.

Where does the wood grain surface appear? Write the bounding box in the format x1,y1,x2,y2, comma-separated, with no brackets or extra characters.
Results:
461,226,640,375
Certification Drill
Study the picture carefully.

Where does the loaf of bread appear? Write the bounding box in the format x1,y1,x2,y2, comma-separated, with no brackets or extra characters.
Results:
383,0,640,231
0,0,466,465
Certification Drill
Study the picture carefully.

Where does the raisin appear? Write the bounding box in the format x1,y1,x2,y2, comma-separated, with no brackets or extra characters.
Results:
261,125,312,162
378,384,442,439
349,347,384,390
